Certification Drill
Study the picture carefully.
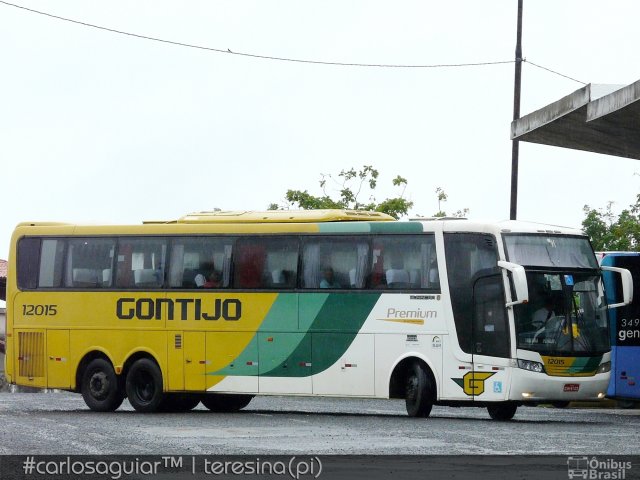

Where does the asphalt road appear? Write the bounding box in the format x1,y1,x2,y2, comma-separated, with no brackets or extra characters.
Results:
0,392,639,456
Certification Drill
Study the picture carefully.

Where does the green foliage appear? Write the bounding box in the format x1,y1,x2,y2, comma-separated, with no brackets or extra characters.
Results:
582,195,640,251
432,187,468,218
269,165,413,219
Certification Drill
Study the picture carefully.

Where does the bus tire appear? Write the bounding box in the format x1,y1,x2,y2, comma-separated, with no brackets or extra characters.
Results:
201,394,253,412
159,394,201,412
80,358,124,412
487,403,518,421
405,362,433,418
125,358,164,413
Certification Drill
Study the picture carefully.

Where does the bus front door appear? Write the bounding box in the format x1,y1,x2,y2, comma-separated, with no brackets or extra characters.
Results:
471,274,511,401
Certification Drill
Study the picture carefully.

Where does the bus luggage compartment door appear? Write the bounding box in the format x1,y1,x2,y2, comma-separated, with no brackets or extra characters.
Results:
46,329,70,389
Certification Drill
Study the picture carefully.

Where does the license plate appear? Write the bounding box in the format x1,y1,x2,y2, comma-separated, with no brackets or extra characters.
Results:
563,384,580,392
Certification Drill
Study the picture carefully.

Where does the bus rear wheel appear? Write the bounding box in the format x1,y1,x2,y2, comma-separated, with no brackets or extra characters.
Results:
405,362,433,418
201,394,253,412
81,358,124,412
125,358,164,413
487,403,518,421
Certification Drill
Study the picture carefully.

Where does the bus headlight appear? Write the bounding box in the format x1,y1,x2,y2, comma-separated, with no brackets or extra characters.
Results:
597,361,611,374
517,359,545,373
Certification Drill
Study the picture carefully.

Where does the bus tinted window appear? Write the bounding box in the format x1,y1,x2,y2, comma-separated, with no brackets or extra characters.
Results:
39,239,65,288
116,238,166,289
17,237,40,289
65,238,116,288
371,235,439,290
302,237,370,289
234,237,298,289
169,237,233,288
445,233,499,354
504,235,597,269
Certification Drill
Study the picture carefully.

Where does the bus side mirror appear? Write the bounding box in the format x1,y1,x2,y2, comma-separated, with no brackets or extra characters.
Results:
601,266,634,309
498,261,529,307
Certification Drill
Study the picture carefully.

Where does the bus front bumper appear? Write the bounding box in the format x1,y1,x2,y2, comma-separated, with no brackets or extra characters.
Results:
509,370,610,402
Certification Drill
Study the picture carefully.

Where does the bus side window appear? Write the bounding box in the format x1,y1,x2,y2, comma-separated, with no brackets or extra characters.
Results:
302,237,369,289
444,233,500,354
115,238,167,289
233,237,298,289
17,237,41,290
168,238,233,289
370,235,439,290
64,238,115,289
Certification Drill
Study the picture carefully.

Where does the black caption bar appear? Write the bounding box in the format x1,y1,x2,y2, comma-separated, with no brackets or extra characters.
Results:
1,455,639,480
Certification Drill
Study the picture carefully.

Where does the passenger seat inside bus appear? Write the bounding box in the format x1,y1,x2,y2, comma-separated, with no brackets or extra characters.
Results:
72,268,101,287
134,269,159,287
386,269,410,288
102,269,112,286
181,269,197,288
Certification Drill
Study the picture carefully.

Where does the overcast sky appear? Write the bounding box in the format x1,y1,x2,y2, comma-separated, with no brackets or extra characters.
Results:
1,0,639,266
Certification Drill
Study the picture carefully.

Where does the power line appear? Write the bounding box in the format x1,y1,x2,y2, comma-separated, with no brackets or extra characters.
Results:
525,59,587,85
0,0,515,69
0,0,587,84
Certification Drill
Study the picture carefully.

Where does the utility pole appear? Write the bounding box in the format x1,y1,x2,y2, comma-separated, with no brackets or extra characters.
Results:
510,0,523,220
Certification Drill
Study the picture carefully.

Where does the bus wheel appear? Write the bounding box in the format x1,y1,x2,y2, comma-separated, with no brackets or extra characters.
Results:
126,358,164,413
201,394,253,412
487,403,518,421
405,362,433,418
159,394,201,412
81,358,124,412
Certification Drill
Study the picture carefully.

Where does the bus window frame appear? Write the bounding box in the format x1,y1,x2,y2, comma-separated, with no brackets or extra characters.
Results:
16,232,442,294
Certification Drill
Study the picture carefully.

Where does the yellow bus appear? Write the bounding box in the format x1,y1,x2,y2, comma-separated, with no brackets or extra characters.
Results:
3,210,632,420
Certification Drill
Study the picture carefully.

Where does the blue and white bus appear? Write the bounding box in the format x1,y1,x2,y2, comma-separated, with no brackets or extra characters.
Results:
598,252,640,404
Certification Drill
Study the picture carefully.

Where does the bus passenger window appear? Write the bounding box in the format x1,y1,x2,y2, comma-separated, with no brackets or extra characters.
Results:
64,238,115,289
17,237,41,290
302,237,369,289
115,238,167,289
234,237,298,289
370,235,438,290
168,237,233,289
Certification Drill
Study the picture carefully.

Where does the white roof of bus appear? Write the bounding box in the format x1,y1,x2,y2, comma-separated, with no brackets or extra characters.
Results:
412,218,585,236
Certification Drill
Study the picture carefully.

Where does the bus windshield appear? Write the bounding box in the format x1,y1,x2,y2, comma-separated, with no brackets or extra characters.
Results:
514,272,609,355
505,234,609,355
504,234,598,269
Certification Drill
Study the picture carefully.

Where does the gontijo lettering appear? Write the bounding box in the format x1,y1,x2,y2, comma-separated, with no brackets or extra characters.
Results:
116,297,241,321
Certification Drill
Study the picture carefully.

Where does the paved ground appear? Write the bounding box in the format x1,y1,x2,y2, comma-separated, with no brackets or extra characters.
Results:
0,392,639,456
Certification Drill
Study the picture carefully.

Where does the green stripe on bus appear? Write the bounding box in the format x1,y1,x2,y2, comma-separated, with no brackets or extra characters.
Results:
569,356,602,374
209,293,330,377
261,293,381,377
211,293,380,378
317,223,372,233
317,222,424,234
368,222,423,233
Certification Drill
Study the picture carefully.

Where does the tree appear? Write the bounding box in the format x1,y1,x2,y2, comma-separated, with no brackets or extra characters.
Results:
582,194,640,251
431,187,469,218
268,166,413,219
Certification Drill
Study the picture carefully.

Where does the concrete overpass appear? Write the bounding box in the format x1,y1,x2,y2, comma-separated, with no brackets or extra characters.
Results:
511,80,640,159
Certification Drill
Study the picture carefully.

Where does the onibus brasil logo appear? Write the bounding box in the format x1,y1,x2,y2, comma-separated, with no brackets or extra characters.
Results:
567,456,632,479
